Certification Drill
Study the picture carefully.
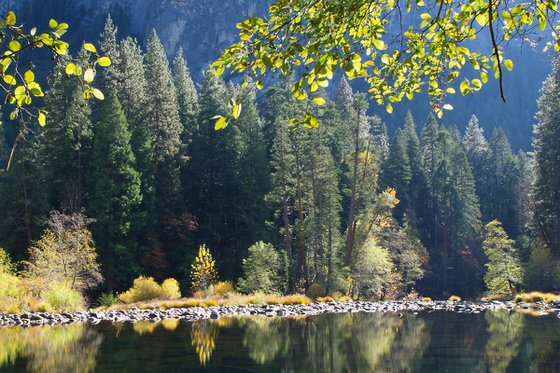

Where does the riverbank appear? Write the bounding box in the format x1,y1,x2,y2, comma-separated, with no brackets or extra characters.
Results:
1,299,560,327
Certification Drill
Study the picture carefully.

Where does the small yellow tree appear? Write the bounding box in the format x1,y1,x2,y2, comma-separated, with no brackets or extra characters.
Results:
190,244,218,293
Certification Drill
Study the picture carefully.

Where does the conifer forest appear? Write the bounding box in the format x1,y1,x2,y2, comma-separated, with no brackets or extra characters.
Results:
1,16,559,303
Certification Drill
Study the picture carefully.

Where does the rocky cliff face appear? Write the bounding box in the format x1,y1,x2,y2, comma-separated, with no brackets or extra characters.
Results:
1,0,268,79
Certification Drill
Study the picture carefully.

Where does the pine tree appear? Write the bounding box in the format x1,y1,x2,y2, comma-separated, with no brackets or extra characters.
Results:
187,72,239,278
402,111,429,240
487,128,518,236
421,125,482,294
38,61,93,212
534,54,560,257
98,15,121,95
483,220,523,295
88,94,142,290
172,47,199,145
145,30,183,165
266,115,298,289
231,86,270,254
144,30,184,269
381,129,411,222
116,36,158,274
0,128,46,260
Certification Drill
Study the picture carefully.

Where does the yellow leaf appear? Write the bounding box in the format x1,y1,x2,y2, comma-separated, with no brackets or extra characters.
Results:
5,11,16,26
504,59,513,71
65,63,76,75
214,116,229,130
386,103,393,113
49,19,58,29
312,97,326,105
91,88,105,100
38,111,46,127
24,70,34,83
3,74,16,85
83,43,97,53
232,104,242,119
8,41,20,52
97,56,111,67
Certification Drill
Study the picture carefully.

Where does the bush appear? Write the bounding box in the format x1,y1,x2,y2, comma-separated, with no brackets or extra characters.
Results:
118,276,183,304
119,276,164,303
97,292,117,307
514,292,560,304
208,281,235,297
161,278,181,300
42,283,85,312
0,271,29,313
0,248,16,274
306,282,326,299
238,241,284,294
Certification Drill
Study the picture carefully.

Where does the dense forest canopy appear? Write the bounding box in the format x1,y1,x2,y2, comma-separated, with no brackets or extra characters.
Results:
0,2,559,302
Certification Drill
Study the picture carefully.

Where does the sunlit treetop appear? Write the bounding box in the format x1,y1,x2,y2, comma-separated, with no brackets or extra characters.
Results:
0,11,110,129
213,0,560,128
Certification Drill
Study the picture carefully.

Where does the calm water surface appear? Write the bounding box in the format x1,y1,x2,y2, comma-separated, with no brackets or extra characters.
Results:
0,310,559,372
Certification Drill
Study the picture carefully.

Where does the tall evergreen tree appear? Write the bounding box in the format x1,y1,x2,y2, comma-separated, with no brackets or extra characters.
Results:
0,128,45,260
116,36,158,274
534,54,560,257
38,61,93,212
98,15,121,94
88,94,142,290
381,129,411,221
144,30,184,271
187,72,239,279
486,128,518,236
421,125,482,294
172,47,199,146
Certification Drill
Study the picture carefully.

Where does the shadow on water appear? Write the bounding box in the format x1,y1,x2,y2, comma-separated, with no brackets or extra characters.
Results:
0,310,559,372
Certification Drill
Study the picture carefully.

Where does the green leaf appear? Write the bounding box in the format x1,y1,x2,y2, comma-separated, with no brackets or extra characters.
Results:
84,43,97,53
49,19,58,29
312,97,326,105
97,56,111,67
91,88,104,100
504,59,513,71
38,111,46,126
5,11,16,26
480,71,488,83
460,80,470,95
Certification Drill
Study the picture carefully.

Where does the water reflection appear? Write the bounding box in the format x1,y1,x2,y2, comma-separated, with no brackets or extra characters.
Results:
0,324,102,372
0,310,559,372
235,312,429,372
485,310,525,373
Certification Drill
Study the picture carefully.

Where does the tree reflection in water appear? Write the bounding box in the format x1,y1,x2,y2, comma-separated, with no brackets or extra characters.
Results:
238,312,430,372
0,324,102,372
485,310,525,373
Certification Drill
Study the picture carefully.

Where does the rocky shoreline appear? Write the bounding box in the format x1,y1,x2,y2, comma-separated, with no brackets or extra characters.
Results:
1,300,559,327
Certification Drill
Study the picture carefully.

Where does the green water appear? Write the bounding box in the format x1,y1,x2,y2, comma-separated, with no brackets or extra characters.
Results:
0,310,559,372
